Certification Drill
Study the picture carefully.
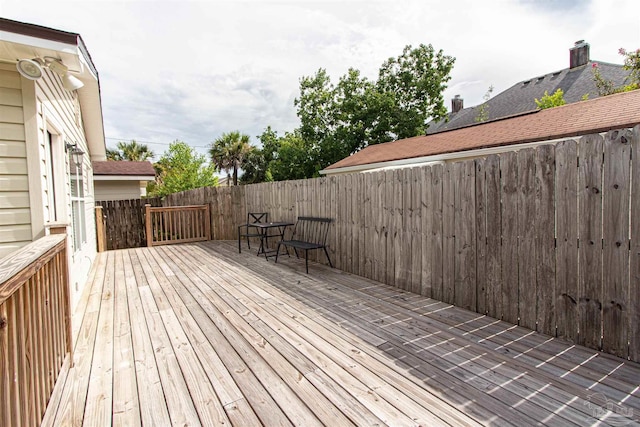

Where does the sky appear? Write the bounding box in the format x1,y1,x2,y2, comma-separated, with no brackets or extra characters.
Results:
1,0,639,159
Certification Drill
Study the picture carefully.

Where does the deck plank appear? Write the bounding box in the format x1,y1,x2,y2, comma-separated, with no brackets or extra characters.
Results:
112,250,141,426
163,244,382,426
82,250,115,426
45,241,640,427
180,244,480,427
124,249,172,426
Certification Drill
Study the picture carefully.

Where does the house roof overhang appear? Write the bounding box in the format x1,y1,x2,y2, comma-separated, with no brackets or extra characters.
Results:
0,18,106,160
93,175,156,182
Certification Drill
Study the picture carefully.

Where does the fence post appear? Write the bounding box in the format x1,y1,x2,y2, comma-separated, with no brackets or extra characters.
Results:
95,206,106,252
145,204,153,247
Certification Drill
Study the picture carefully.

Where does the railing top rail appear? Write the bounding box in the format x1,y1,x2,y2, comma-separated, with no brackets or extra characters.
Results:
0,234,66,304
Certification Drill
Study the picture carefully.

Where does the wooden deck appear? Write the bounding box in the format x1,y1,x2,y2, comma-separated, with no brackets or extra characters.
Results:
43,241,640,426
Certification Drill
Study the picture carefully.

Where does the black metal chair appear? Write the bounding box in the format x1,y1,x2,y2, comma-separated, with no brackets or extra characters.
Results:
238,212,268,253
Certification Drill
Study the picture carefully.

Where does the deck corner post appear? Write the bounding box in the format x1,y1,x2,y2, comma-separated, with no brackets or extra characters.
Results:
95,206,106,253
205,204,211,241
145,204,153,247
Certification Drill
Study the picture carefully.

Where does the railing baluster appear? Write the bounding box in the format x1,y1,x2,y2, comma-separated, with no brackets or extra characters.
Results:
0,301,10,427
8,297,21,427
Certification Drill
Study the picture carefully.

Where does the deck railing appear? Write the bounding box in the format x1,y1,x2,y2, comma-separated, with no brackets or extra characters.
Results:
145,204,211,247
0,234,72,427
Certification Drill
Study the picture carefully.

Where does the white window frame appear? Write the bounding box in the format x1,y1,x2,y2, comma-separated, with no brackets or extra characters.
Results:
69,144,87,252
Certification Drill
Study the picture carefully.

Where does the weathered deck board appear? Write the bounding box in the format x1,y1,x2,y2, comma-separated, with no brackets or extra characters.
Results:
44,241,640,426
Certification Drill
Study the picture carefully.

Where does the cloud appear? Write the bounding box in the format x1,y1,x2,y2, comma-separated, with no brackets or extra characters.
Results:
3,0,639,158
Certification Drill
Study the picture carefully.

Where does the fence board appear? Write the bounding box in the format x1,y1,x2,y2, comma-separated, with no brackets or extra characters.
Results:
578,133,604,350
501,151,519,325
395,169,409,290
442,164,455,305
410,167,422,295
373,172,385,283
384,170,395,286
602,129,631,358
555,139,579,343
517,148,537,330
485,155,502,320
454,161,476,311
475,159,487,315
630,125,640,361
420,166,432,298
429,164,444,302
363,173,373,279
535,144,556,336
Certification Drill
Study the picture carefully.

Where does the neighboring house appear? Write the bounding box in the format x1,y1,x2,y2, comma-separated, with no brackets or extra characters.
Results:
322,89,640,175
428,41,631,134
0,18,106,306
93,160,156,201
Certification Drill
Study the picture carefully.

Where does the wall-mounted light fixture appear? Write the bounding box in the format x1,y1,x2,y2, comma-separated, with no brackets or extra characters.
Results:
16,58,44,80
66,142,85,167
16,57,84,91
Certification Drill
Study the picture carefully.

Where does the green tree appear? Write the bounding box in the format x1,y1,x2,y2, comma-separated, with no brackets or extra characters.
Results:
292,43,455,178
240,127,279,184
376,44,455,138
106,148,122,161
209,131,254,186
147,140,217,197
268,130,317,181
107,140,154,161
535,88,566,109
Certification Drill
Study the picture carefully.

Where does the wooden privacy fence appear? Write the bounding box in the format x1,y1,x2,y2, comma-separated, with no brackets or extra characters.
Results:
0,234,72,427
145,204,211,246
96,187,246,251
97,198,161,250
245,126,640,362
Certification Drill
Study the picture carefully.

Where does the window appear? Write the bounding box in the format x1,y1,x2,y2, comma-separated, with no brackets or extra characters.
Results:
69,147,86,252
46,131,58,221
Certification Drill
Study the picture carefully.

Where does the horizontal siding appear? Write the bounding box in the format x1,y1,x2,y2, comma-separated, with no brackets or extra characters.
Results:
0,140,26,157
0,69,21,89
0,175,28,191
0,223,31,243
94,181,143,201
0,192,30,208
0,88,22,106
0,105,24,123
0,66,31,257
0,157,27,174
0,122,25,140
0,208,30,225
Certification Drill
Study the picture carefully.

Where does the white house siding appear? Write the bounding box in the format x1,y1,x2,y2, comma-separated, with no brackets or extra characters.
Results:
0,64,31,258
94,180,147,201
34,68,97,308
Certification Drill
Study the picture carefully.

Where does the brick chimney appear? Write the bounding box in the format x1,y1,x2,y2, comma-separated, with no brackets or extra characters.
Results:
570,40,590,68
451,95,464,113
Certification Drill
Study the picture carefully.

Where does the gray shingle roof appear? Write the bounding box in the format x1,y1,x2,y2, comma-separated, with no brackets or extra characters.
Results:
427,61,630,134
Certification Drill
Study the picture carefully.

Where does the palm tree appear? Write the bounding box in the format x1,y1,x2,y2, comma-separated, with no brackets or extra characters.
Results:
209,131,254,185
106,148,123,161
109,140,154,161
